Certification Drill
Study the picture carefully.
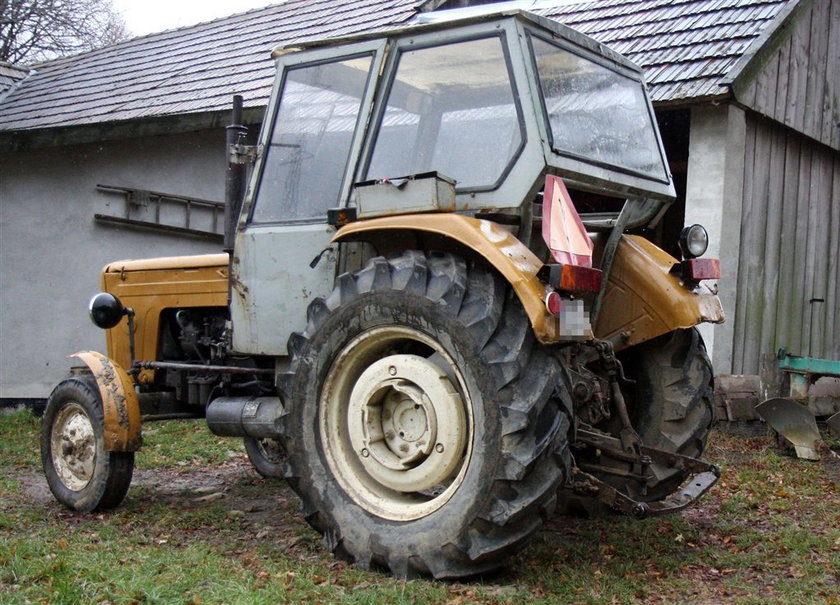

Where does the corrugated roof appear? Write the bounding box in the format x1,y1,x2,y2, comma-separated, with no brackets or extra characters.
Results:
0,0,792,133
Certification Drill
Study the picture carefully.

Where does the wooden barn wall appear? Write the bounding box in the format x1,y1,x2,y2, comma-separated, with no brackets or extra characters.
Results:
735,0,840,151
733,113,840,374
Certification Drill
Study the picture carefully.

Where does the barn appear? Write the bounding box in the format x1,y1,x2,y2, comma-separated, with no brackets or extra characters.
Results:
0,0,837,407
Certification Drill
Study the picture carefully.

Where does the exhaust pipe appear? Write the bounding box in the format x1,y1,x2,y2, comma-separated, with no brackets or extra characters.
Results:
224,95,248,254
206,396,284,439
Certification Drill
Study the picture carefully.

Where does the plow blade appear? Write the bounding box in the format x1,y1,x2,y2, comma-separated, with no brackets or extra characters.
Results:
755,397,823,460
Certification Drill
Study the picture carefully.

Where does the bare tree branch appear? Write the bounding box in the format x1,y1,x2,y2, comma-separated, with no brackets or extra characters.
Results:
0,0,130,64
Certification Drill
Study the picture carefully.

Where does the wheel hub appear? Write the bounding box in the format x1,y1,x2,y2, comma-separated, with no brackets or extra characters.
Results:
348,354,467,493
320,325,474,521
51,403,96,491
382,384,432,460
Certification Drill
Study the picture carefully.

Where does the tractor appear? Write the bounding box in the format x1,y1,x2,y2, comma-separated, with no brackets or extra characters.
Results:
41,9,724,579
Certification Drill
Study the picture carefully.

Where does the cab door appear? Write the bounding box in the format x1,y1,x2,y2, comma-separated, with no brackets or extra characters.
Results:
231,42,384,355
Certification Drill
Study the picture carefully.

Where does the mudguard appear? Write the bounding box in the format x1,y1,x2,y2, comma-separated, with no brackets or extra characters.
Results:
595,235,724,350
334,215,724,348
333,214,561,342
71,351,142,452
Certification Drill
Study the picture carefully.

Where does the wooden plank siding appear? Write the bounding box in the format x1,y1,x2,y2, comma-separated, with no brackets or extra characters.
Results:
734,0,840,151
733,114,840,373
824,2,840,144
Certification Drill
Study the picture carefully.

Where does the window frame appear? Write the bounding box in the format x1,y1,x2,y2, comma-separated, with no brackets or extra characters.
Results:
526,29,672,187
245,41,385,227
359,29,527,195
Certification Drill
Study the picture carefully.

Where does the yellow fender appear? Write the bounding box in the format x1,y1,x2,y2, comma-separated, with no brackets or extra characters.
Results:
71,351,142,452
334,214,562,343
334,215,725,349
595,235,725,350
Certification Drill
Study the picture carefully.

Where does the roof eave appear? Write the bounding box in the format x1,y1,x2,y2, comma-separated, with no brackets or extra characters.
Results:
652,91,732,111
721,0,809,97
0,106,265,153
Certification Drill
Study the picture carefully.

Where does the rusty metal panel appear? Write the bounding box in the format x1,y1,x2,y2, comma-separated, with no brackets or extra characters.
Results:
230,224,338,356
71,351,142,452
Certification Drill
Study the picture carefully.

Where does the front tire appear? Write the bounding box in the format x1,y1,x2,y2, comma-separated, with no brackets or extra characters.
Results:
281,251,570,578
244,437,286,478
41,375,134,512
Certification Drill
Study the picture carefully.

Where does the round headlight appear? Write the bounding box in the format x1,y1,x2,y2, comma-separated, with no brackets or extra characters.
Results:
89,292,126,329
679,224,709,259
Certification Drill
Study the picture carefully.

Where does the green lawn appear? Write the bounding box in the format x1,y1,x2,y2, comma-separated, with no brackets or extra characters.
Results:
1,409,837,604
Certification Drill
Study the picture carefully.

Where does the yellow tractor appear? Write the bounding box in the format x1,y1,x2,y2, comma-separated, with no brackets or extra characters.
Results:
42,10,724,578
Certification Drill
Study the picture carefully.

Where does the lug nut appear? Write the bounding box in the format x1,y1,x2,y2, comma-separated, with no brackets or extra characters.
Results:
361,448,370,458
435,443,444,453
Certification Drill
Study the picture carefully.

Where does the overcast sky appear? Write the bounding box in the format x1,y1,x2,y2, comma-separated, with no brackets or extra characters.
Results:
113,0,282,36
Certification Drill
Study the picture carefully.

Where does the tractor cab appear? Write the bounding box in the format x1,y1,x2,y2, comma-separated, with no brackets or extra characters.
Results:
231,9,676,354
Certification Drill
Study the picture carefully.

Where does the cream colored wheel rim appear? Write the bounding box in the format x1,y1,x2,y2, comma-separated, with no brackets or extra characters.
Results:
51,402,97,491
320,326,473,521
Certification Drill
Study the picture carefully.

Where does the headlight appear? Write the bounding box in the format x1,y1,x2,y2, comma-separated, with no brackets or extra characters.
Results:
679,224,709,259
89,292,127,329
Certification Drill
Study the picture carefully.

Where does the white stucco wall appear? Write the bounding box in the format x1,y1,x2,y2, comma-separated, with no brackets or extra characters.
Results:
0,129,227,399
684,103,746,374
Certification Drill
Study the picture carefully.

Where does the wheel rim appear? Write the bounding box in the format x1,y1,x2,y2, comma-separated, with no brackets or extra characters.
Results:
51,402,97,491
320,326,473,521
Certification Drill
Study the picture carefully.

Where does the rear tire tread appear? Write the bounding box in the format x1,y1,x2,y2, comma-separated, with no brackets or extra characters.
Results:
279,251,571,578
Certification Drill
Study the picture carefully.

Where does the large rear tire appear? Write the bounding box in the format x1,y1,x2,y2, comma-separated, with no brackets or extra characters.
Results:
281,251,571,578
619,327,714,500
41,375,134,512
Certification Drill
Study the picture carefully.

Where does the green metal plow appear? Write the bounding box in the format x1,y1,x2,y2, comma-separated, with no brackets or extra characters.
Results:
755,351,840,461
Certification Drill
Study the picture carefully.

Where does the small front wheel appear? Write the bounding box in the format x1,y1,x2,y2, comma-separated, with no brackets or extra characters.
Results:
244,436,286,478
41,375,134,512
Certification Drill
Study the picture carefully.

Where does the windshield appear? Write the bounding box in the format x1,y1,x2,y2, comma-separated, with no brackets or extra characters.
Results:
530,34,668,183
365,35,524,191
252,55,373,223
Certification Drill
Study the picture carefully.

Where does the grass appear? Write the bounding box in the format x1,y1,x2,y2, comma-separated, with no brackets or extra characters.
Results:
1,408,838,604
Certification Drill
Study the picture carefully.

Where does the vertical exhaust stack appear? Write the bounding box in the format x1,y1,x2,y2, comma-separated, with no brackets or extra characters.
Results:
224,95,248,255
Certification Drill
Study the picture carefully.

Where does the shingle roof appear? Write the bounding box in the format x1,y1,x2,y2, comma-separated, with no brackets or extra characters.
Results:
536,0,792,103
0,0,416,132
0,62,30,97
0,0,793,133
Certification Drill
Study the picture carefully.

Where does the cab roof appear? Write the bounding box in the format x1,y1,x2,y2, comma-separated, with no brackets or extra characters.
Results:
274,8,643,78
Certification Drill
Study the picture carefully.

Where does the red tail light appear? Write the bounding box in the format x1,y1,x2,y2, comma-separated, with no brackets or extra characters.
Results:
538,263,603,294
546,291,563,314
681,258,721,281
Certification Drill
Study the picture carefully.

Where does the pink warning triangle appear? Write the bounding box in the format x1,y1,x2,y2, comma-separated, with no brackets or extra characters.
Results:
542,175,594,268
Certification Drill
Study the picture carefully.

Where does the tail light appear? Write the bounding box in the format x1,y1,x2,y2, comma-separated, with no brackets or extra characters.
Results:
545,291,563,314
538,263,603,295
680,258,721,281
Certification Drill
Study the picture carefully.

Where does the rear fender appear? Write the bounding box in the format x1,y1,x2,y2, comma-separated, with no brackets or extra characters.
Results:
333,214,563,342
71,351,142,452
334,218,724,350
594,235,725,350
